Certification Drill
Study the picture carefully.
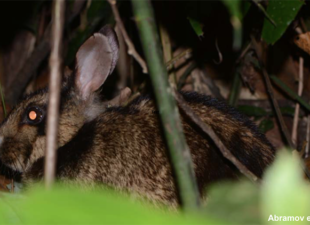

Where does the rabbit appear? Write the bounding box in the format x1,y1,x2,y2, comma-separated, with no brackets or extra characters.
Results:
0,25,275,207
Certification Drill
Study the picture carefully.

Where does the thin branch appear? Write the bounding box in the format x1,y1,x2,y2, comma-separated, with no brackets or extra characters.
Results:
44,0,65,189
270,76,310,112
292,57,304,145
11,179,14,193
160,24,177,86
306,115,310,158
106,87,132,107
166,49,192,71
108,0,148,74
177,62,197,90
173,91,260,183
132,0,200,211
251,0,276,26
0,83,7,118
236,42,252,64
251,38,295,149
261,69,295,149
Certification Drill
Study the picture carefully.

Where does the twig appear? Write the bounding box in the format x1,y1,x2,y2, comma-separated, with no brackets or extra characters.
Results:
236,42,252,64
173,91,260,183
106,87,132,107
160,24,177,86
11,179,14,193
0,83,7,118
270,76,310,112
132,0,200,211
108,0,148,74
251,38,295,149
44,0,65,189
261,69,295,149
270,75,310,179
177,62,197,90
306,115,310,158
292,57,304,145
166,49,192,71
251,0,276,27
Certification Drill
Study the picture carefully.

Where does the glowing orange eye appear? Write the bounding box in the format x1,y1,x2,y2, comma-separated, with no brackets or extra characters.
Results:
25,106,45,125
28,111,37,120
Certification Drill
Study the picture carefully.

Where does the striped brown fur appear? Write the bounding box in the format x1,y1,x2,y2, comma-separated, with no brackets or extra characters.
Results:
0,25,275,207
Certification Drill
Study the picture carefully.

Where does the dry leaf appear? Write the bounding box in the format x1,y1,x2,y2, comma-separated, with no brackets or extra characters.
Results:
294,32,310,55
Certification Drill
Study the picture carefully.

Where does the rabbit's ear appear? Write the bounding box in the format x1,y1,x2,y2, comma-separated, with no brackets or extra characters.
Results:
75,25,119,100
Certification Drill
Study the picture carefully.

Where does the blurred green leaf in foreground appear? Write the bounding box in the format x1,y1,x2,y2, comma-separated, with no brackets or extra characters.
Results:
0,185,220,224
0,149,309,224
262,150,310,224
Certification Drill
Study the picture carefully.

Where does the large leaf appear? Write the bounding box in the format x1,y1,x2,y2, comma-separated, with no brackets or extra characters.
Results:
261,150,310,224
262,0,304,44
205,181,261,224
0,184,222,224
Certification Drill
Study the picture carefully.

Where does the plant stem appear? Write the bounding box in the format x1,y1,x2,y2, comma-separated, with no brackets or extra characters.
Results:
228,71,242,107
45,0,65,189
131,0,200,211
0,83,7,118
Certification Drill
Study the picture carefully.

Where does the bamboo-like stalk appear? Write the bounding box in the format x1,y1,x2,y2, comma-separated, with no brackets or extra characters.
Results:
45,0,65,189
131,0,200,211
291,57,304,145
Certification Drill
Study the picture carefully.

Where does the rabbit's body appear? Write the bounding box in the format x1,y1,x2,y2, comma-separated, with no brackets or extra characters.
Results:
0,26,275,207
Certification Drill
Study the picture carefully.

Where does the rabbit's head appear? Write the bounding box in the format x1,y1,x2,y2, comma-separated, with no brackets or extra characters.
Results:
0,25,119,173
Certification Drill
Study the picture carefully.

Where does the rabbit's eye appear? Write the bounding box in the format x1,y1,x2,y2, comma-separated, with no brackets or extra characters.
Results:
26,107,44,125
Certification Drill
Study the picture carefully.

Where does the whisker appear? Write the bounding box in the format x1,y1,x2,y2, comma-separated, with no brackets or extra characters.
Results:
12,151,25,172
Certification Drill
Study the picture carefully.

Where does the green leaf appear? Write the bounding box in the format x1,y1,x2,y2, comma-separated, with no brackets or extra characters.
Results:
279,106,295,117
205,181,261,224
0,184,222,224
241,1,251,18
261,150,310,224
187,17,204,38
0,193,24,224
237,105,268,117
262,0,304,44
258,119,274,133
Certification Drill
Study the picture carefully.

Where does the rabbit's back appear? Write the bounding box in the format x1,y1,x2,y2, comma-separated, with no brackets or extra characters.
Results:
24,92,274,206
0,26,275,207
